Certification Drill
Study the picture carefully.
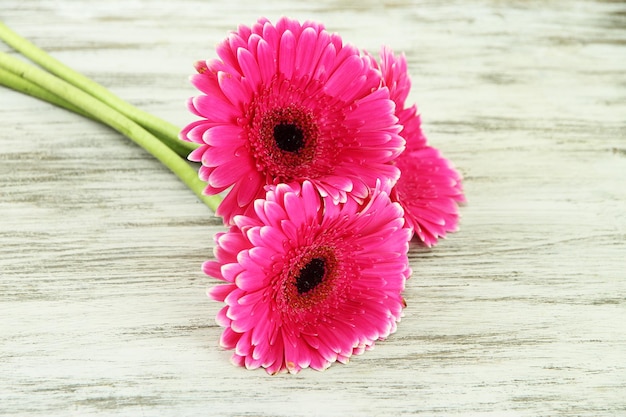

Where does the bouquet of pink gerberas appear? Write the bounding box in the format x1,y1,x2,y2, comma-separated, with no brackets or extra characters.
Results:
0,16,464,374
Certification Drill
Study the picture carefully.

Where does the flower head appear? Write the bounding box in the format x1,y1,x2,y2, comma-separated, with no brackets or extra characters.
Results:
391,147,465,246
182,17,405,224
374,46,427,153
373,47,465,245
204,181,411,374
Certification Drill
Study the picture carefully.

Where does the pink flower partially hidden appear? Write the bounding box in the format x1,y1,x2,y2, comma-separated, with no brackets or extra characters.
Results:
375,47,465,245
204,181,411,374
392,147,465,246
181,17,404,224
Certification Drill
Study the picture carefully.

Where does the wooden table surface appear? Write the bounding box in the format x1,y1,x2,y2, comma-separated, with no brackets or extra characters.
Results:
1,1,625,416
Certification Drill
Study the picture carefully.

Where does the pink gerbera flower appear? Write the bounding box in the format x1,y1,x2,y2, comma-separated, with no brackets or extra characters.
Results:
374,47,465,245
204,181,411,374
375,46,426,153
181,17,405,224
391,147,465,246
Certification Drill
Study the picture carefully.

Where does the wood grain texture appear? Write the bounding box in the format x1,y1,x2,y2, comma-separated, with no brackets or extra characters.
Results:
1,1,625,416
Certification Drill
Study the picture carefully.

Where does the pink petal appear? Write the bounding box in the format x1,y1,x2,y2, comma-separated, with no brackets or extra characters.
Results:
207,284,235,302
203,261,223,279
256,39,276,84
237,47,261,90
192,95,236,122
278,30,297,79
218,71,248,108
208,156,253,188
324,55,364,98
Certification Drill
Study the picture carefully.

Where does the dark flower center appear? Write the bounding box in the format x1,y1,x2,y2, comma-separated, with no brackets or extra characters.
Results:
296,257,326,294
274,122,304,153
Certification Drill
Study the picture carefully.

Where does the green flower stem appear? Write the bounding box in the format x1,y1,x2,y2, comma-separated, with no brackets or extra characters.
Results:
0,59,194,159
0,21,198,159
0,67,93,120
0,51,221,213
